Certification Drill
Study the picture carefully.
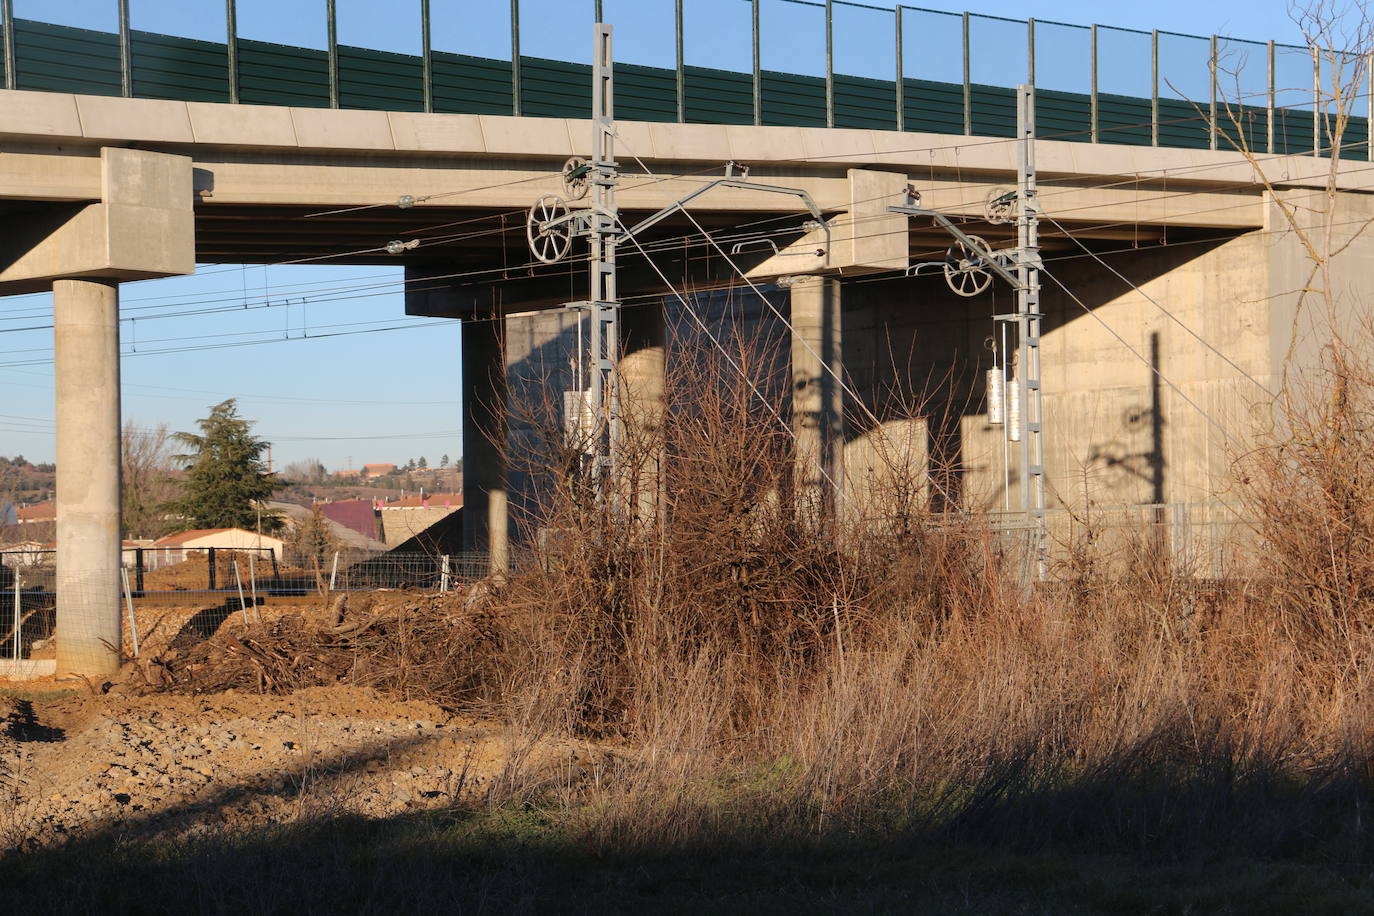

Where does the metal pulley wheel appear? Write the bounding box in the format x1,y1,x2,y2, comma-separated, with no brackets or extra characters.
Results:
527,195,573,264
984,187,1016,225
562,156,591,200
944,235,993,297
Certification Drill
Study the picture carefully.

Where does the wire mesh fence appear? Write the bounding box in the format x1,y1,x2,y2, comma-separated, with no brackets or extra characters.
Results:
0,549,494,663
988,501,1253,580
2,505,1249,665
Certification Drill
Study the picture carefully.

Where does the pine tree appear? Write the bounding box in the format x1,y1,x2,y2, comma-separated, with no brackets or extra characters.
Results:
288,505,338,566
418,456,428,469
165,400,282,533
440,454,449,468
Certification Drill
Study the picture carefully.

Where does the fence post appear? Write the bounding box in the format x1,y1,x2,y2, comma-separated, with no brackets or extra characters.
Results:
751,0,761,126
121,567,140,658
135,547,145,595
326,0,338,109
440,554,451,593
510,0,521,116
1089,24,1098,143
824,0,833,129
233,560,249,625
962,11,971,135
207,547,217,591
1151,30,1159,147
894,6,904,131
118,0,131,97
226,0,238,103
675,0,684,122
1209,34,1218,151
2,0,15,91
11,569,19,661
329,550,339,591
420,0,432,113
249,553,259,622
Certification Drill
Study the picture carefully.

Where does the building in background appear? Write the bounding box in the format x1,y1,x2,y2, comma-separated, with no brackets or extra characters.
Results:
148,528,286,569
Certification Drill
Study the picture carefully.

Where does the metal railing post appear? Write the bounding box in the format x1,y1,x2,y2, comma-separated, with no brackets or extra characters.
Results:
326,0,338,108
118,0,131,97
1368,52,1373,161
421,0,432,112
1027,17,1035,88
1090,23,1098,142
752,0,761,125
824,0,833,128
1,0,14,90
511,0,521,115
675,0,684,122
1209,34,1218,150
1267,40,1275,153
207,546,217,591
1313,44,1321,156
121,567,140,658
962,11,971,134
226,0,238,103
135,547,145,595
1151,29,1159,146
895,6,904,131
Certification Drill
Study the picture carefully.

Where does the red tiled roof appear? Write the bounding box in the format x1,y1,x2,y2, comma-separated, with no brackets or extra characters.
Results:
17,501,54,521
381,493,462,509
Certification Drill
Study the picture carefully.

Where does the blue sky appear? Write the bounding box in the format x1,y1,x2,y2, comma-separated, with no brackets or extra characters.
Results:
0,0,1317,470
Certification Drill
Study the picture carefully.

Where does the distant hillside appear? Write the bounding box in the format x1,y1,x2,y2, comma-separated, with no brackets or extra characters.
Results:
1,456,55,506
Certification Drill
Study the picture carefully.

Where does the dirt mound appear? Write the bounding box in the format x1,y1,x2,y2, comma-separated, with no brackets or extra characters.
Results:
145,592,505,710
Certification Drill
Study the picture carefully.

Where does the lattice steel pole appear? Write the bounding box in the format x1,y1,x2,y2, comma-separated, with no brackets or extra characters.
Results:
588,23,621,489
1016,83,1047,580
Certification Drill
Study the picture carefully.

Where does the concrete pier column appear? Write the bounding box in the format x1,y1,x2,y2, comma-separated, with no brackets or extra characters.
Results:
54,278,122,679
461,312,508,575
618,301,666,524
789,276,844,516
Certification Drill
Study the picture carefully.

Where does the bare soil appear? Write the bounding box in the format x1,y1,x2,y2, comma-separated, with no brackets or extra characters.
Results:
0,597,602,853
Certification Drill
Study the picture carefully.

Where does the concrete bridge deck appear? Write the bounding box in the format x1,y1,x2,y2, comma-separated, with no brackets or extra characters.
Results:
3,44,1372,678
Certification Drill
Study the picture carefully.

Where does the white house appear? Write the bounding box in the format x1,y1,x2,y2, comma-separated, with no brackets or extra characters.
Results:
149,528,286,569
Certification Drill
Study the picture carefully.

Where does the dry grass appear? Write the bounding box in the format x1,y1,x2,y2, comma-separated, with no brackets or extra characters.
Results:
115,330,1374,880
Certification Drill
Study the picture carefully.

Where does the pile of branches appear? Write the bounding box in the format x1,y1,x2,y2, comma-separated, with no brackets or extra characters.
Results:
147,592,508,709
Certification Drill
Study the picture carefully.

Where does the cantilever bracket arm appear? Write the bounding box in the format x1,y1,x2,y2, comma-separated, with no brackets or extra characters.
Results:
623,178,830,262
887,203,1022,290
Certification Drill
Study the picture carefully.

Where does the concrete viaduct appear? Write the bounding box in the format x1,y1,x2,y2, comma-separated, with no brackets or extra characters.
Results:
0,80,1368,677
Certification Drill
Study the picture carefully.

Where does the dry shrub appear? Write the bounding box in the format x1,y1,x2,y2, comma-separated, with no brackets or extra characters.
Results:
137,325,1374,863
478,326,1374,861
1238,334,1374,647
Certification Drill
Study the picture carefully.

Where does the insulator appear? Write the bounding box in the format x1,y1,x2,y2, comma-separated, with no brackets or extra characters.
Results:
1007,379,1022,442
986,367,1004,425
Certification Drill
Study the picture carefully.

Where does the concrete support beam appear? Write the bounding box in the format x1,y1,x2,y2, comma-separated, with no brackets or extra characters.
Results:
53,278,122,679
790,276,844,516
619,301,666,524
461,312,509,575
0,147,193,295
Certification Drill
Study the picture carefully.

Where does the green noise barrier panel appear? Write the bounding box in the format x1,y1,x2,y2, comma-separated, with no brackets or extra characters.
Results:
130,30,229,102
432,52,513,115
338,44,422,112
14,19,120,96
3,17,1369,162
835,74,897,131
684,65,754,125
237,38,329,108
